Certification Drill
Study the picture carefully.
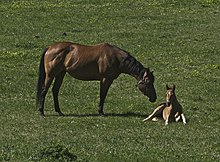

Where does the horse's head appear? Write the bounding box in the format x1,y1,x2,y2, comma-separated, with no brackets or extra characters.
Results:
166,84,176,106
137,68,157,102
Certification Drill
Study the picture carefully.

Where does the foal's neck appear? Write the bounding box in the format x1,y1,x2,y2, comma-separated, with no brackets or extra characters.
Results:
171,94,179,106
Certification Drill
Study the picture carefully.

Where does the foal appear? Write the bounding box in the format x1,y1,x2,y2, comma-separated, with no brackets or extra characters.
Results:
143,85,186,125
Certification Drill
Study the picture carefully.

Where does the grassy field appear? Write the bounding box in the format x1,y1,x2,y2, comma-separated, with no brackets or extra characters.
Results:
1,0,220,161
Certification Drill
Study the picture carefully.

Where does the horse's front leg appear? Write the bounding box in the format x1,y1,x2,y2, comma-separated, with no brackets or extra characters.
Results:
98,78,113,115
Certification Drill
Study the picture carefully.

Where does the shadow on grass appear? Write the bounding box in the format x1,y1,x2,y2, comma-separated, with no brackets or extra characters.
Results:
49,112,147,118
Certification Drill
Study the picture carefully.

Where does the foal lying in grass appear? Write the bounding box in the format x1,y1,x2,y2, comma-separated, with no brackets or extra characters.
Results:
143,84,186,125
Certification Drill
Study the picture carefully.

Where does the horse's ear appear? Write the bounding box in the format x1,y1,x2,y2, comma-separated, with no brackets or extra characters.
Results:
147,67,150,74
143,68,150,79
172,84,176,91
143,71,147,79
166,84,169,90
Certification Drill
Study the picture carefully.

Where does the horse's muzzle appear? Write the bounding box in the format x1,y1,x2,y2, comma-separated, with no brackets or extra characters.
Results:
149,97,156,103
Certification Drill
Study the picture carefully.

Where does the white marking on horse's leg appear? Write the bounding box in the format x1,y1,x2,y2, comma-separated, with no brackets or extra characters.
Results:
175,116,181,122
181,114,187,124
152,117,158,121
165,119,168,125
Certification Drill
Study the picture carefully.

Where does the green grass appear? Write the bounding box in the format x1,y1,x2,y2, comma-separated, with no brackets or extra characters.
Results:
1,0,220,161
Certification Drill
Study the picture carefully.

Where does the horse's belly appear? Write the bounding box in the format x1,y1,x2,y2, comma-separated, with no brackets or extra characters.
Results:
68,72,100,81
67,65,101,81
66,60,120,81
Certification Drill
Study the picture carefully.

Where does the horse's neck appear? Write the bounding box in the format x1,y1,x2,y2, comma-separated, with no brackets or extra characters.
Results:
119,54,146,81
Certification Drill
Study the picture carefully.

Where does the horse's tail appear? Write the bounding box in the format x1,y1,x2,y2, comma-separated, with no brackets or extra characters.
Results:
36,48,48,109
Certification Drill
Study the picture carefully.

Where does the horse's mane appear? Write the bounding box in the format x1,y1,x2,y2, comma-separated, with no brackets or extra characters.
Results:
116,46,146,78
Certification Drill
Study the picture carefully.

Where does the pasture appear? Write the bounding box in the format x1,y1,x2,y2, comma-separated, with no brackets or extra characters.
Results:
1,0,220,161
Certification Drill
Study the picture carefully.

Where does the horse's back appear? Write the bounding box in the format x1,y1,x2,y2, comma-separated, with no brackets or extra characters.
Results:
44,42,125,81
46,42,125,59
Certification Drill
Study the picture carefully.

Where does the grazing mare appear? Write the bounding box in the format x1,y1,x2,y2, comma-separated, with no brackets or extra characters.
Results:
36,42,157,116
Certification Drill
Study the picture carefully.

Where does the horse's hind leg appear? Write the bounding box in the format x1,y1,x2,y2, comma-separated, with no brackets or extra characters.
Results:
52,71,66,116
39,75,54,116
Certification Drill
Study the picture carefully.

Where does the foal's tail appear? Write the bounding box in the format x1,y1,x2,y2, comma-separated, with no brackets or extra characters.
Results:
36,48,48,109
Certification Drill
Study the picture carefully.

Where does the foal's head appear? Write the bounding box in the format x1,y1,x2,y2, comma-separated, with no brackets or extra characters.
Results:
166,84,176,106
137,68,157,102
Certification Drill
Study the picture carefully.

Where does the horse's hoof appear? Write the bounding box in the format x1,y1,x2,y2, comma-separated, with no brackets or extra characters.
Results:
58,112,65,116
99,111,105,116
39,112,45,117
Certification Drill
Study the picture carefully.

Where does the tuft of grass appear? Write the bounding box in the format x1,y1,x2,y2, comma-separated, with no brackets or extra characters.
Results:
29,144,77,162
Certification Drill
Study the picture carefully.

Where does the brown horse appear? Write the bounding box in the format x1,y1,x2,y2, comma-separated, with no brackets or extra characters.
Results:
36,42,157,116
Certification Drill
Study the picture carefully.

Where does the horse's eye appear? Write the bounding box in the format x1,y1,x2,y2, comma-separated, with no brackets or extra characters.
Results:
145,79,150,84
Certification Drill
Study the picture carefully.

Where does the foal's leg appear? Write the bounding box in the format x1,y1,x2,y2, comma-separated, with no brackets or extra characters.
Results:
39,75,54,116
98,78,113,115
165,113,173,125
175,112,181,122
175,115,181,122
143,105,164,122
165,118,169,125
52,71,66,116
181,114,187,124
